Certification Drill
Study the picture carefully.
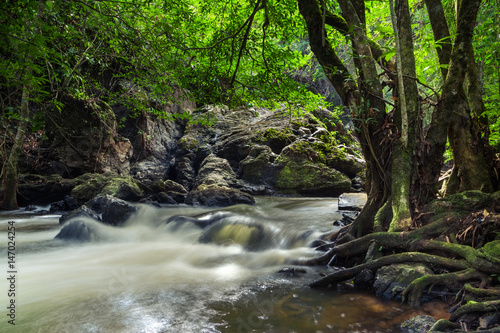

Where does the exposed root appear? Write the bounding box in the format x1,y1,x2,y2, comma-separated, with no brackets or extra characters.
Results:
309,252,468,288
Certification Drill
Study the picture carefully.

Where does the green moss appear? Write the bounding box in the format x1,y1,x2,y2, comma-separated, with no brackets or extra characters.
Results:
256,127,294,142
276,160,351,194
429,190,495,215
71,173,143,202
480,240,500,264
178,135,199,150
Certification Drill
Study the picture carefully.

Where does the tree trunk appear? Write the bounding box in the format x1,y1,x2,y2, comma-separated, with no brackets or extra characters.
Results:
1,86,30,210
424,0,452,80
420,0,489,201
388,0,419,231
299,0,392,236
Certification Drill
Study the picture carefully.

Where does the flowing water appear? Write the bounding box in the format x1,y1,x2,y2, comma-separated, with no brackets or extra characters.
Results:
1,197,449,332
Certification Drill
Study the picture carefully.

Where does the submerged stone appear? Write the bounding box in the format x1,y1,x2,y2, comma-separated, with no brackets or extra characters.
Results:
400,315,437,333
199,221,272,251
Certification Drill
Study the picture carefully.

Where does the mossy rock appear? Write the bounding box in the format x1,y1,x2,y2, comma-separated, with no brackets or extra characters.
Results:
71,173,143,203
195,154,237,188
239,145,275,182
276,160,351,196
429,190,496,215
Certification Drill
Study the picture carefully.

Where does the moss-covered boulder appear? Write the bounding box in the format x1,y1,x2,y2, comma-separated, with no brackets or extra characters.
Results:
71,173,144,203
276,160,351,196
275,141,353,196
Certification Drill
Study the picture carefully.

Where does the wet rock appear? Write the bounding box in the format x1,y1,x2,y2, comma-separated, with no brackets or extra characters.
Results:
199,221,270,250
71,173,144,203
353,269,375,289
59,205,101,225
400,315,436,333
18,174,75,206
276,159,351,196
25,205,38,211
55,219,102,242
165,211,233,229
338,193,367,211
373,264,434,301
164,179,188,194
155,192,178,204
278,267,308,277
186,185,255,207
51,199,72,212
87,195,137,226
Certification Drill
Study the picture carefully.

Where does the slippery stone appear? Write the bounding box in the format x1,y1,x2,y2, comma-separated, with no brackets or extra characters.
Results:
59,205,101,225
87,195,137,226
186,185,255,207
400,315,437,333
373,264,434,301
338,193,367,211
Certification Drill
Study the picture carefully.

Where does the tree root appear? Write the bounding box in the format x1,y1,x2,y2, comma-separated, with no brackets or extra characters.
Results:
464,283,500,298
306,224,500,308
401,268,490,306
309,252,468,288
450,299,500,321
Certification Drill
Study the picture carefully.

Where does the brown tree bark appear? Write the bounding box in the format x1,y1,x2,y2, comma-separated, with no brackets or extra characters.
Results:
1,86,30,210
420,0,491,201
298,0,391,237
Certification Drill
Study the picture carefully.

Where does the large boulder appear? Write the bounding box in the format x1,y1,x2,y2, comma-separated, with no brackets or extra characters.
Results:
55,219,103,242
87,194,137,226
71,173,144,204
59,205,101,225
185,154,255,207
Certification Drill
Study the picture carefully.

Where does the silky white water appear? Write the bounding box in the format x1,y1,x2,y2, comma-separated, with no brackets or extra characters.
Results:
0,197,448,332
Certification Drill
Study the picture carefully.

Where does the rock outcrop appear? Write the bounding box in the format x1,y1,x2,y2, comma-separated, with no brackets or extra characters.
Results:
20,84,365,207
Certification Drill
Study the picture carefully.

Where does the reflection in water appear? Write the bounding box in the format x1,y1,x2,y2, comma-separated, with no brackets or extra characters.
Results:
0,198,449,332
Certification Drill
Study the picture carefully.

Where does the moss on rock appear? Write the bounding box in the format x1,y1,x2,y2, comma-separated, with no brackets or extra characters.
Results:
71,173,144,203
276,160,351,196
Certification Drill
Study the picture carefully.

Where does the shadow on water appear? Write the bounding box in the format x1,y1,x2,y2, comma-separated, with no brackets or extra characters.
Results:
0,198,449,332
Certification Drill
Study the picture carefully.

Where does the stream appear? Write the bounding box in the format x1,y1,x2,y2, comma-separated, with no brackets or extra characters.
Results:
1,197,449,332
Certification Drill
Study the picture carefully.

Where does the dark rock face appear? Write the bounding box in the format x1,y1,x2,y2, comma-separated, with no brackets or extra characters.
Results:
18,175,75,206
21,96,366,207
